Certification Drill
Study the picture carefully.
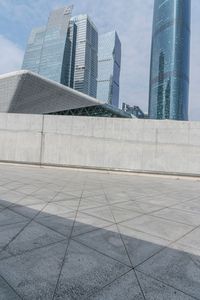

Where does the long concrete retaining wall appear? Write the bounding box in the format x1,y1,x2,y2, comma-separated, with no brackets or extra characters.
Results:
0,113,200,176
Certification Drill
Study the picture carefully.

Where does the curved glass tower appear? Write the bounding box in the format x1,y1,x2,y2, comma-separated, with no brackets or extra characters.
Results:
149,0,191,120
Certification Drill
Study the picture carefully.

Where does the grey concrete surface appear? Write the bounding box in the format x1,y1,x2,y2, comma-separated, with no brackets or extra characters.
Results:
0,164,200,299
0,113,200,176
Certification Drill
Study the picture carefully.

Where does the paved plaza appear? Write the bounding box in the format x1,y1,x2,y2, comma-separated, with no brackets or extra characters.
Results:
0,164,200,299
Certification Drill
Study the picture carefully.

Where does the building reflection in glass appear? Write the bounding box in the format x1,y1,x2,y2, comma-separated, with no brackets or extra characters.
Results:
149,0,191,120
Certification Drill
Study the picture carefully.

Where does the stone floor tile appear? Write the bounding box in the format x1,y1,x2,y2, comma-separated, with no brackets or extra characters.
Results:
83,206,141,224
105,194,131,204
38,203,74,217
152,207,200,227
171,242,200,257
118,225,169,267
0,191,25,203
0,205,5,212
175,227,200,251
32,189,58,201
0,186,9,194
74,225,131,266
10,203,46,219
54,240,131,300
88,270,144,300
0,222,28,251
54,199,80,210
0,164,199,299
6,221,65,255
79,198,108,211
0,241,68,300
173,199,200,214
0,199,14,208
137,246,200,299
138,195,183,207
136,271,196,300
51,192,79,202
80,206,115,222
0,250,12,261
120,215,193,241
14,196,46,206
36,211,76,237
82,194,107,201
72,212,113,237
61,189,83,197
15,185,41,195
114,200,164,214
0,276,21,300
111,206,142,223
0,209,29,226
166,191,199,201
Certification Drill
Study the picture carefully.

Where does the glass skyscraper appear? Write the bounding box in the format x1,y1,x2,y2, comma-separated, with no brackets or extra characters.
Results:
22,7,73,85
71,15,98,98
22,7,98,98
97,31,121,107
149,0,191,120
22,26,46,75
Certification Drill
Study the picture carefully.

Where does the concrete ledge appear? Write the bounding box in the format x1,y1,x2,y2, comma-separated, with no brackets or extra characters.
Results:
1,160,200,180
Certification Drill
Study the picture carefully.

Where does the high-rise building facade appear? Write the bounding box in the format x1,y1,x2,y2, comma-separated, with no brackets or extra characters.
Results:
149,0,191,120
71,15,98,97
22,6,73,85
22,26,46,75
22,7,98,98
97,31,121,107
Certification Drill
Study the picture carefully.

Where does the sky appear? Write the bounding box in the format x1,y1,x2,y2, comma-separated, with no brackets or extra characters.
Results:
0,0,199,120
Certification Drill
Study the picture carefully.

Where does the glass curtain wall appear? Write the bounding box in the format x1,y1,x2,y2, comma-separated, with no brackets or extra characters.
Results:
39,7,73,84
22,8,98,98
97,31,121,108
22,6,73,85
149,0,191,120
72,15,98,98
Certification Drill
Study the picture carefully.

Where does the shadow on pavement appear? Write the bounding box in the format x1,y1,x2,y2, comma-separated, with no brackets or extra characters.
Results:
0,196,199,300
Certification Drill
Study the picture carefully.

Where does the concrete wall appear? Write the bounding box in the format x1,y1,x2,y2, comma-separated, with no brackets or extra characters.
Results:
0,113,200,176
0,114,43,163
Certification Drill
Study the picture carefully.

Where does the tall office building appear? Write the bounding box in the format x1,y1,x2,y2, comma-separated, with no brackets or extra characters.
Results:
97,31,121,107
22,6,73,85
22,26,46,74
148,0,191,120
71,15,98,97
22,7,98,97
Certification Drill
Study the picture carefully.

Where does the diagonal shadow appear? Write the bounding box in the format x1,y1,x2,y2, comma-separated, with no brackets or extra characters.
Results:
0,195,199,300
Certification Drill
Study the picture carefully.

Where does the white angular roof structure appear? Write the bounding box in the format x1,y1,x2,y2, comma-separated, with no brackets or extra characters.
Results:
0,70,131,118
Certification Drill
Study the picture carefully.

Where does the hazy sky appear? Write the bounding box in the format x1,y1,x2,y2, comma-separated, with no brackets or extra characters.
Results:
0,0,199,120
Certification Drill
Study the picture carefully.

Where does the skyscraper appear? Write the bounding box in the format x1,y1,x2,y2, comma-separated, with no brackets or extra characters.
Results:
22,6,73,85
22,26,46,74
22,7,98,98
71,15,98,98
149,0,191,120
97,31,121,107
